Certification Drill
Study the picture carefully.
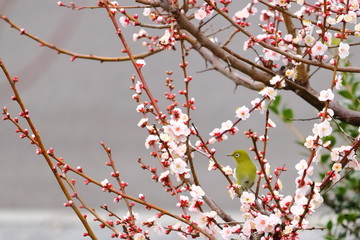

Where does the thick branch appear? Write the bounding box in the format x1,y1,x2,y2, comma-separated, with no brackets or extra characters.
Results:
285,80,360,126
160,4,360,126
188,38,265,91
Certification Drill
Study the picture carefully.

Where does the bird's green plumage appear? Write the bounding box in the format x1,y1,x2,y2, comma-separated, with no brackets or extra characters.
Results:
228,149,257,191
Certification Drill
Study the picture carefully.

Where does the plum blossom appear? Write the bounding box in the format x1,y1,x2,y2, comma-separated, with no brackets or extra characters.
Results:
338,42,350,59
190,184,205,199
101,179,110,187
311,41,328,56
158,30,175,49
290,204,305,215
253,214,281,233
133,233,145,240
280,195,293,209
170,158,189,175
145,135,159,149
159,170,169,182
195,9,207,20
143,7,150,16
295,159,308,174
269,75,285,88
220,120,234,131
110,1,119,14
137,118,148,128
240,191,255,204
220,225,240,240
133,28,148,42
119,16,130,27
332,162,342,172
170,143,187,158
304,35,315,46
335,75,343,90
344,11,357,23
215,120,239,137
304,135,317,148
312,120,332,138
318,89,334,101
135,81,143,94
264,49,281,61
331,145,357,162
259,87,277,100
195,211,217,227
136,103,145,113
163,120,190,143
310,190,324,210
136,59,146,68
251,98,266,113
222,165,233,175
208,128,228,144
267,118,276,128
234,8,249,19
235,106,250,120
318,107,334,121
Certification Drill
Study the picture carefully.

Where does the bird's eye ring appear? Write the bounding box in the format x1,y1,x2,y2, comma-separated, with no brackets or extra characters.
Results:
234,153,240,158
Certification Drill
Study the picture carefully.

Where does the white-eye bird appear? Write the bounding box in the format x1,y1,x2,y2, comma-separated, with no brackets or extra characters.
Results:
227,149,257,191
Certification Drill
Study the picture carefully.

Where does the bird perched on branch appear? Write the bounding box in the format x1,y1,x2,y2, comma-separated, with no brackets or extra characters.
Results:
227,149,257,191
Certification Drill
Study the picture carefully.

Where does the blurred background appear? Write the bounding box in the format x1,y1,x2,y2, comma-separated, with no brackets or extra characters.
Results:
0,0,329,239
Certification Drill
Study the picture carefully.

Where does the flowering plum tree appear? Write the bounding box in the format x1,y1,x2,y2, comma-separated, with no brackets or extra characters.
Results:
1,0,360,240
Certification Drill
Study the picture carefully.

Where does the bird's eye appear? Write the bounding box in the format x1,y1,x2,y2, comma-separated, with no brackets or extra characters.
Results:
234,153,240,158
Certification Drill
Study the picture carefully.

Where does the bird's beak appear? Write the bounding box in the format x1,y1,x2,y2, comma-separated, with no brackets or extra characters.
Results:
226,154,232,157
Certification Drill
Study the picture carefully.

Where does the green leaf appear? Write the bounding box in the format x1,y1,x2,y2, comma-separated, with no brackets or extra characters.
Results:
269,95,281,114
282,108,293,122
321,154,330,164
351,81,359,95
346,212,358,221
338,214,345,224
338,90,353,100
326,220,333,231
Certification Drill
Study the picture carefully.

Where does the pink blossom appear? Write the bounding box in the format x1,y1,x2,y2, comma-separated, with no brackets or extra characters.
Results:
259,87,277,100
234,8,249,19
338,42,350,59
190,184,205,199
344,11,357,23
143,8,150,16
253,214,273,233
235,105,250,120
251,98,266,113
222,165,233,176
335,75,343,90
332,162,342,172
119,16,130,27
311,41,328,56
194,9,207,21
318,89,334,101
135,81,143,94
136,104,145,113
170,158,190,175
145,135,159,149
136,59,146,68
304,135,316,148
133,233,145,240
295,159,308,174
240,191,255,204
312,120,332,138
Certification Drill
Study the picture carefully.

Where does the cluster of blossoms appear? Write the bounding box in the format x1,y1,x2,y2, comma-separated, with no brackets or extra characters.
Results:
48,1,360,239
237,0,359,70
